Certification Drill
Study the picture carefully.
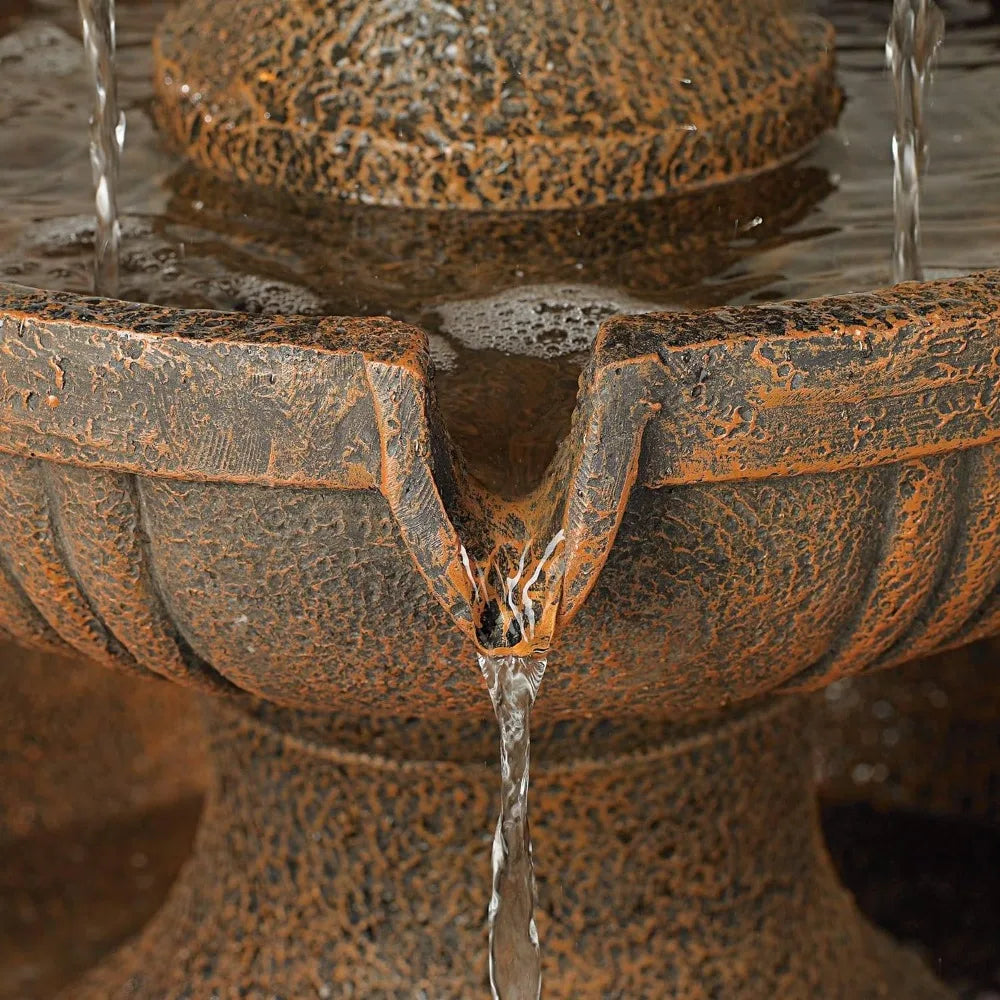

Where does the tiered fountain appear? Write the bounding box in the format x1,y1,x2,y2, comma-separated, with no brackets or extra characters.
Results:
1,0,997,996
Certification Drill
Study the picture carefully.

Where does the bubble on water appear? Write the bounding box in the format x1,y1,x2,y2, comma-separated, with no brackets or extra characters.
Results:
205,274,325,315
852,762,875,785
426,333,457,372
872,699,895,720
20,215,98,250
432,283,667,360
22,214,152,251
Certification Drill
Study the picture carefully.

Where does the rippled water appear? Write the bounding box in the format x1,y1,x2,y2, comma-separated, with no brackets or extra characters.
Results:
5,0,1000,300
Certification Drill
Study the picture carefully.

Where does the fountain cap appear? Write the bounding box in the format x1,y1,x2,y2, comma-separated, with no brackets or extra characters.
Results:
152,0,842,210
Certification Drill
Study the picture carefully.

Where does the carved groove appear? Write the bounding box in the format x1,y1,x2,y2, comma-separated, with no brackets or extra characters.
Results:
0,454,143,674
780,454,960,691
0,532,68,654
129,474,242,694
868,450,970,670
45,463,238,693
779,464,900,690
877,442,1000,669
43,470,144,666
942,579,1000,650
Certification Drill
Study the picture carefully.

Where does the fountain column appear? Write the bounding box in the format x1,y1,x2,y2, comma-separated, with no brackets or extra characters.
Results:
69,696,950,999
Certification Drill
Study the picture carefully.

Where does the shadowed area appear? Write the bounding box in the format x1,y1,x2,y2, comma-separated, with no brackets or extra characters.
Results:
0,798,202,1000
0,641,207,999
824,804,1000,1000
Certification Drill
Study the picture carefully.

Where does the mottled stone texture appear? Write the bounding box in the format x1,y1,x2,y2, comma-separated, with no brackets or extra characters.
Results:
2,276,1000,708
2,267,999,997
68,698,950,999
151,0,841,209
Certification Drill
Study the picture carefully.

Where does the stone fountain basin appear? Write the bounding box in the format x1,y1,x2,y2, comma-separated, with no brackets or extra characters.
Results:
1,272,999,720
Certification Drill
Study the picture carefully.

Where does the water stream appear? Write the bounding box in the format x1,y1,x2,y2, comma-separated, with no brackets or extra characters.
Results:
479,654,547,1000
77,0,123,297
887,0,945,283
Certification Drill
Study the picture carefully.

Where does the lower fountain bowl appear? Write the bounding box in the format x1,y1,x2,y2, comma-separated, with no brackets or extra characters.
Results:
2,268,997,998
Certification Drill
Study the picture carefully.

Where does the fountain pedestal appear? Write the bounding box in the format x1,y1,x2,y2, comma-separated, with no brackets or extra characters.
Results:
68,697,950,999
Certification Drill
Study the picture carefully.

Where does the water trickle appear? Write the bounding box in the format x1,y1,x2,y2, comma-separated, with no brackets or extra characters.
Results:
886,0,944,283
77,0,124,296
479,653,546,1000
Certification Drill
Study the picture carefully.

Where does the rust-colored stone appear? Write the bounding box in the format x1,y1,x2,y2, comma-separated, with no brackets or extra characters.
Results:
151,0,842,210
66,696,950,999
5,249,998,997
2,274,1000,701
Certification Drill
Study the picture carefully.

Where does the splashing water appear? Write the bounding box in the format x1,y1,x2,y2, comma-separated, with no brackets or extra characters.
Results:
78,0,124,296
479,653,546,1000
886,0,944,283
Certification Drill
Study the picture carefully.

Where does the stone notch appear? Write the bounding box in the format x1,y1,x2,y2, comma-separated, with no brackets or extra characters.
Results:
2,273,1000,665
151,0,842,210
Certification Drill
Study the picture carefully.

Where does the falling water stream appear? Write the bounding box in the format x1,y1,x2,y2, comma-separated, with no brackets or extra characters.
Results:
77,0,123,297
887,0,945,283
473,4,952,995
479,654,546,1000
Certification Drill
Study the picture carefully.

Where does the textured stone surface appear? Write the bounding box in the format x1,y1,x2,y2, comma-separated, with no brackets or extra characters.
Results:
152,0,841,209
2,274,1000,711
67,697,951,999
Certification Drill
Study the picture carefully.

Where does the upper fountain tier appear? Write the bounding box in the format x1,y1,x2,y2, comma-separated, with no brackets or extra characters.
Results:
152,0,841,210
